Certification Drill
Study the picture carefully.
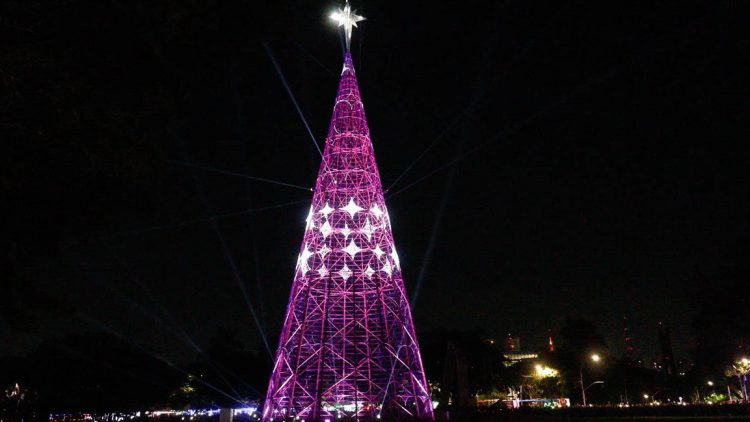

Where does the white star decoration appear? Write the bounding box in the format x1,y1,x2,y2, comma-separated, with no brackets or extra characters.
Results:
361,217,374,241
299,246,313,273
373,244,385,258
318,244,332,258
338,265,353,281
343,239,362,258
365,265,375,278
390,249,400,269
382,261,392,276
319,202,335,217
320,220,333,238
341,197,364,218
370,204,384,218
300,246,313,265
340,224,352,238
317,265,329,278
305,206,314,229
329,0,365,52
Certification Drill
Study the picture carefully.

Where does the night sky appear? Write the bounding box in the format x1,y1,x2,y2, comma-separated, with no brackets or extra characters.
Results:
3,1,749,365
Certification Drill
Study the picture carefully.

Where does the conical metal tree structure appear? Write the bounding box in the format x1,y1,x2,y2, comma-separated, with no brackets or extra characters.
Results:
262,52,433,421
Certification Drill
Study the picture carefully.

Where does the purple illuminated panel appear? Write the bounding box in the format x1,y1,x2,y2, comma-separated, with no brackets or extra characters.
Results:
262,53,433,421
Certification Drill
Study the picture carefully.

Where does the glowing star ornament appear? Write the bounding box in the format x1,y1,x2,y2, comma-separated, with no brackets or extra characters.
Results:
305,206,314,228
390,249,401,269
298,246,314,274
263,10,433,420
329,0,365,51
343,239,362,258
320,220,333,238
370,204,384,218
382,261,393,277
361,217,374,240
341,197,364,218
318,244,332,258
300,246,313,263
338,264,353,281
319,202,335,217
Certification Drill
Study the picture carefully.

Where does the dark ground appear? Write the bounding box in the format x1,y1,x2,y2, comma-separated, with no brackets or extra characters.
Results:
467,418,750,421
442,405,750,421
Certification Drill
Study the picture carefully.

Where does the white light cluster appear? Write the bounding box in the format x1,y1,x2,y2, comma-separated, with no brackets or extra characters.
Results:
329,1,365,51
297,197,401,280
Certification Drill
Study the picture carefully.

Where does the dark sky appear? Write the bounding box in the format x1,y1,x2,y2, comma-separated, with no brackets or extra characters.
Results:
3,1,749,364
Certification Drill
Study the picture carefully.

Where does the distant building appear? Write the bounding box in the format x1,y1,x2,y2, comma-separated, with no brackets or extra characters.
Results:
548,329,555,353
503,334,521,352
657,321,677,376
623,314,634,360
504,351,539,367
502,334,537,367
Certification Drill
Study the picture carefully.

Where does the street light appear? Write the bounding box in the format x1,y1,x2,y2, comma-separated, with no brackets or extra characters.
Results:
580,353,603,406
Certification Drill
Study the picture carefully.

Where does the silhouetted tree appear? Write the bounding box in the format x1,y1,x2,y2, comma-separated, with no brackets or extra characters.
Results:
555,317,608,403
20,332,181,412
692,269,750,382
182,327,269,408
419,329,506,410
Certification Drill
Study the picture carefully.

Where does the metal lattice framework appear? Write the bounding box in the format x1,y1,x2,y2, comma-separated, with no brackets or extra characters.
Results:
262,53,433,421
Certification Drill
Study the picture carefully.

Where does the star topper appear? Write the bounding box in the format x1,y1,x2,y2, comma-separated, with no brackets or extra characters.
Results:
330,0,365,51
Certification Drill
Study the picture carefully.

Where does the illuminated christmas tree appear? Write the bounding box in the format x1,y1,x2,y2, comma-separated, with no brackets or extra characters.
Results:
262,3,433,420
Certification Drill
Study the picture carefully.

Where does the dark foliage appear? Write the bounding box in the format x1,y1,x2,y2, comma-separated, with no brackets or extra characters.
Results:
420,329,506,407
0,332,181,412
691,262,750,380
177,327,269,407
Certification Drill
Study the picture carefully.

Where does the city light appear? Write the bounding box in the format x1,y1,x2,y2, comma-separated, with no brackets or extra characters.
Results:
534,364,559,379
49,407,260,422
